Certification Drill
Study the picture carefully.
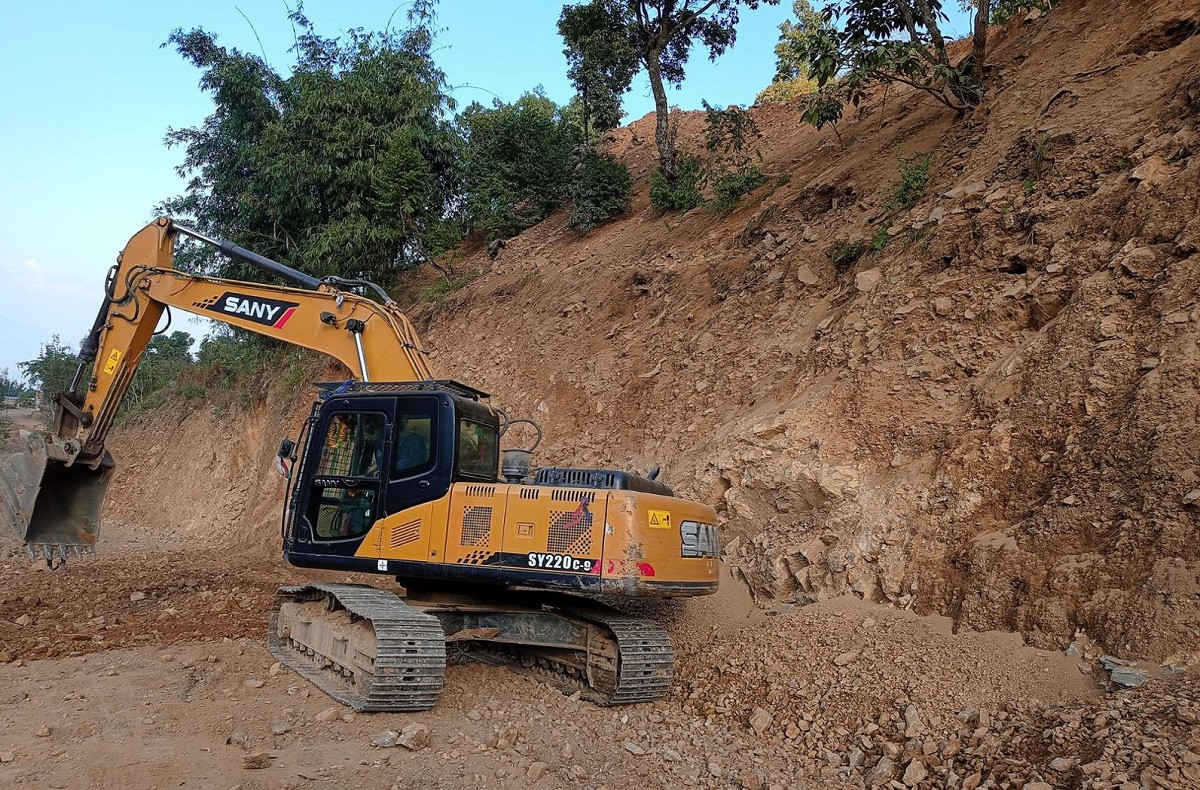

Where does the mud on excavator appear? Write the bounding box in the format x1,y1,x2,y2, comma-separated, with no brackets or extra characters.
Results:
0,218,719,710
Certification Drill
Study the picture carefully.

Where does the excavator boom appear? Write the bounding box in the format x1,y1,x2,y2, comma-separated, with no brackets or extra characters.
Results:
1,218,432,558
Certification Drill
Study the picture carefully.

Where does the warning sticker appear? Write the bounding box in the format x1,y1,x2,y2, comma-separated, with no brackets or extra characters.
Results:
648,509,672,530
103,349,122,375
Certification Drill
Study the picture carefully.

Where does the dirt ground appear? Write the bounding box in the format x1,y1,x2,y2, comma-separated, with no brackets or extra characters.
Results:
2,520,1197,789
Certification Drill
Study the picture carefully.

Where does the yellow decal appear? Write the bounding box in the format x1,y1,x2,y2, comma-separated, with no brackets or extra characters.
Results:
103,349,122,375
648,509,672,530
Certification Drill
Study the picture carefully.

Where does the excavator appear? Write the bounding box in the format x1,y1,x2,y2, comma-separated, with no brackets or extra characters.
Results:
0,217,719,711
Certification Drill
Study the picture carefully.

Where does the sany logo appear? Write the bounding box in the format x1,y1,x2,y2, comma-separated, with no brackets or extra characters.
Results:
201,292,300,329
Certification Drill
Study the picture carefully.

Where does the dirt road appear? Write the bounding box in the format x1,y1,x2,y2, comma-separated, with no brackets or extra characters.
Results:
1,521,1195,789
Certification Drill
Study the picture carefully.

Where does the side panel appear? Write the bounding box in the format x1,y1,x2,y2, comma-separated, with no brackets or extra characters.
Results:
601,491,720,595
500,486,604,576
358,494,453,565
443,482,508,567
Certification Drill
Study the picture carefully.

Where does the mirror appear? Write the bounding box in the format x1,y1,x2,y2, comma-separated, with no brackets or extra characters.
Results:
275,438,296,478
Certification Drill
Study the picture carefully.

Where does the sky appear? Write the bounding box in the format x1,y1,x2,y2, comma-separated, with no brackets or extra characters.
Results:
0,1,972,382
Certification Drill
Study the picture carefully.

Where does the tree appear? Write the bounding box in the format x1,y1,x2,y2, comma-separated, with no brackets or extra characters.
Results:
756,0,821,104
18,335,78,399
558,2,639,143
794,0,993,131
560,0,779,185
459,91,578,241
0,368,26,400
159,0,462,286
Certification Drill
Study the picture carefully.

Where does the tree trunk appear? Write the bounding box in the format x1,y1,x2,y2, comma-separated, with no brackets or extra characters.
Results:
645,49,675,179
970,0,989,95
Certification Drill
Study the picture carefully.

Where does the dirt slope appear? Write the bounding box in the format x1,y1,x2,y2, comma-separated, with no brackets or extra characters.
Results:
105,0,1199,664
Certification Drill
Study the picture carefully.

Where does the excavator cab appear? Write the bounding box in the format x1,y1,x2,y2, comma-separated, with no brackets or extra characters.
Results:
283,381,498,568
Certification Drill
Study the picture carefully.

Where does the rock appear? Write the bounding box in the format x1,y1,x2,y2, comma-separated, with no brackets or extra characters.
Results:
1183,489,1200,506
833,651,858,667
526,761,549,782
396,723,431,750
795,264,819,286
268,662,282,677
903,759,927,786
1022,784,1053,790
933,296,953,316
1113,245,1158,279
1165,311,1189,324
35,725,50,737
372,731,399,748
1109,666,1149,688
1176,704,1200,725
14,615,31,627
242,752,272,769
270,723,292,736
1129,155,1172,187
341,713,355,723
856,267,883,292
243,679,265,689
707,756,724,779
0,751,14,763
129,591,146,602
1049,757,1076,772
314,706,340,723
867,756,899,787
904,705,925,738
495,723,521,749
749,707,773,735
622,741,647,756
944,182,986,200
466,709,483,721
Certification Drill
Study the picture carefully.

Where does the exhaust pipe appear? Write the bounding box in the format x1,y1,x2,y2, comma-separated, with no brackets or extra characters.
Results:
0,431,113,560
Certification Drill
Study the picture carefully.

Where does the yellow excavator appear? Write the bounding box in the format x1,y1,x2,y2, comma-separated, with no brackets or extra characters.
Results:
0,218,719,710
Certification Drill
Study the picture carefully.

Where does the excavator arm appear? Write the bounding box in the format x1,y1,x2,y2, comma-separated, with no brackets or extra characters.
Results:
2,217,434,557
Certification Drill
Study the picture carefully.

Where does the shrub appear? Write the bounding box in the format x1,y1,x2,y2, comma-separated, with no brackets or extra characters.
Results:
569,152,632,233
710,167,767,215
830,239,865,270
889,152,933,210
650,157,703,211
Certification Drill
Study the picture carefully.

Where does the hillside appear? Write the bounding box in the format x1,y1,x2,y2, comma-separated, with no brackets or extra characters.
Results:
11,0,1189,785
108,0,1200,661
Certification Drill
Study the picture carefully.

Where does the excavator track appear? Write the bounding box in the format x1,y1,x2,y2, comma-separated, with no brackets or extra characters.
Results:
268,583,446,712
451,598,675,706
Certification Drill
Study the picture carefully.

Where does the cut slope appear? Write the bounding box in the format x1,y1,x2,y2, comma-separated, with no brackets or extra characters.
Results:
103,0,1200,665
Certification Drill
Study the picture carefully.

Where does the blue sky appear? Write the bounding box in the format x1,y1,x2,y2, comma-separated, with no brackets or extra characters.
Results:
0,1,971,380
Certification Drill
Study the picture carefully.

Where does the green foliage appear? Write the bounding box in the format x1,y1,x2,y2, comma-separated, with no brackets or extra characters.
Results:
710,169,767,215
123,331,195,413
870,223,890,253
794,0,987,133
888,152,933,210
702,102,765,213
569,152,633,232
756,0,821,103
420,270,482,304
0,367,30,400
193,328,273,387
830,239,865,269
558,2,639,142
650,157,703,211
159,1,462,285
18,335,78,397
459,91,577,241
974,0,1055,24
558,1,780,178
1031,133,1052,180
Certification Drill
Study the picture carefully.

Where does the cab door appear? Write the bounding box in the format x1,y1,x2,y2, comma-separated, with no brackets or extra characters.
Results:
294,397,394,559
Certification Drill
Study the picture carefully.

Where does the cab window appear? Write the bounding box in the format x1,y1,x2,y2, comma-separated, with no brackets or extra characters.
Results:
393,397,439,479
310,412,385,541
456,419,497,480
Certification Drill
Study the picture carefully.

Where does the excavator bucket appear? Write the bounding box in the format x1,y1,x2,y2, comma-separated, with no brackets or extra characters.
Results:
0,433,113,559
